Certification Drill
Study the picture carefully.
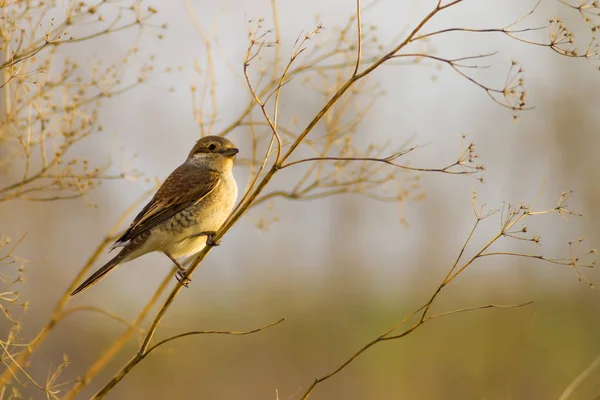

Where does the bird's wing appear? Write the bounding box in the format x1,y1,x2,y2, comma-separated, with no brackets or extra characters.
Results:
114,164,221,245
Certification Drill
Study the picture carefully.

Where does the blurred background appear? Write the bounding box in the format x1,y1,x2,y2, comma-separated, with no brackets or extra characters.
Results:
1,0,600,399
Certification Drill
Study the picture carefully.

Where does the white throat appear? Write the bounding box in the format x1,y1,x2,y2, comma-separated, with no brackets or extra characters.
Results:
187,153,233,173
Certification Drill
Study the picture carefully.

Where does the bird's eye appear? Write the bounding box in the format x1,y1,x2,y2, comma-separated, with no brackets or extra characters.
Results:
208,143,217,151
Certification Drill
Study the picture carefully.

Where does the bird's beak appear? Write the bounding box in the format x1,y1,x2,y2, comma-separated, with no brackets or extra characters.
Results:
221,148,239,157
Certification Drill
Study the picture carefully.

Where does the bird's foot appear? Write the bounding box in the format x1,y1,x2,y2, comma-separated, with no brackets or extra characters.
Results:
176,269,191,288
203,231,220,247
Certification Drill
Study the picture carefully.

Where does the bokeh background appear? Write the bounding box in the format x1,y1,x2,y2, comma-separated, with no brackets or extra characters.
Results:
2,0,600,399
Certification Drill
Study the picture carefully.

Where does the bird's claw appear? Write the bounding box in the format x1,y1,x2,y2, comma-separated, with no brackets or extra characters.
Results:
204,231,220,247
176,269,191,287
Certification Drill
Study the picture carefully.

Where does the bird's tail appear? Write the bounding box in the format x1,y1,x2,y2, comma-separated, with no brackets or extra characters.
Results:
70,251,126,296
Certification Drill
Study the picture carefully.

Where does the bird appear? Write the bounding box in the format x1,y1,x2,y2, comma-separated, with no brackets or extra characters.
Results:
70,135,239,296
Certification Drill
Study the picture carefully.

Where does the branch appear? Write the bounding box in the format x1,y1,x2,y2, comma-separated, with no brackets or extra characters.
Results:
145,317,285,354
559,353,600,400
352,0,362,77
300,301,532,399
281,145,482,176
90,318,285,399
299,190,595,398
279,0,466,164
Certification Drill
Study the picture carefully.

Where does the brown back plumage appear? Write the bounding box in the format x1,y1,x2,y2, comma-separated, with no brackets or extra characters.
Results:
114,165,221,246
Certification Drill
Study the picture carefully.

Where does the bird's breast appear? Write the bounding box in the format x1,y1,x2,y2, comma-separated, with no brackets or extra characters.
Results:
157,170,238,258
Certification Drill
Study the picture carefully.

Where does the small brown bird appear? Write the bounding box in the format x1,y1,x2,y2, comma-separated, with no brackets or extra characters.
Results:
70,136,239,296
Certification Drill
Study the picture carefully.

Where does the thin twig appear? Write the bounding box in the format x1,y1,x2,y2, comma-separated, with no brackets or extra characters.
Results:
558,354,600,400
90,317,284,399
352,0,362,77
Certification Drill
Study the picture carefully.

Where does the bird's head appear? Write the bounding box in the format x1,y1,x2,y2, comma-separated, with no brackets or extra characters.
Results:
186,136,239,171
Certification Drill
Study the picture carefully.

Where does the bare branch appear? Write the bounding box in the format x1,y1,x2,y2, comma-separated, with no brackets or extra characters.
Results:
559,353,600,400
145,317,285,354
90,318,285,399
